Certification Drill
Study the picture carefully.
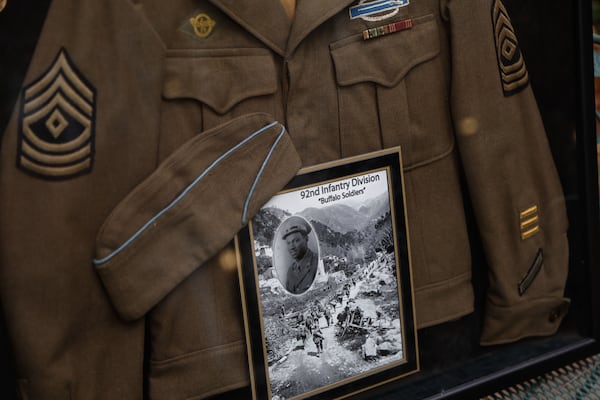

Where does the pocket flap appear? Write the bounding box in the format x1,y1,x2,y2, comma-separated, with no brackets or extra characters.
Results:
163,50,278,114
330,15,440,87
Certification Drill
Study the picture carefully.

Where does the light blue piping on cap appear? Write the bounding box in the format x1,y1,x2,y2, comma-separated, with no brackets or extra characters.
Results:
241,125,287,225
93,120,280,267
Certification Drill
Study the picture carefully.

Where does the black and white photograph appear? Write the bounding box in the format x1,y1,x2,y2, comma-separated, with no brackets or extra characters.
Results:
237,149,418,400
273,215,320,295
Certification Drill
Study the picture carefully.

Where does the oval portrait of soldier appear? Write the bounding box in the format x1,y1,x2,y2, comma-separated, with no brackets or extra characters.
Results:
273,215,320,295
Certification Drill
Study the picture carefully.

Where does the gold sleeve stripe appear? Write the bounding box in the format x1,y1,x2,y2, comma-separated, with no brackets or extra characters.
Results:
520,216,539,230
520,205,538,219
519,205,540,240
521,226,540,240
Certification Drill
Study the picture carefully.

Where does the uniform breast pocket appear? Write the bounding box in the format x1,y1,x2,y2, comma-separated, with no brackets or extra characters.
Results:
330,14,453,169
158,48,279,159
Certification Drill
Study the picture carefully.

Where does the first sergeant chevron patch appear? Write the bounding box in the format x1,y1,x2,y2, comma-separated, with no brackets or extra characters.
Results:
491,0,529,96
18,48,96,179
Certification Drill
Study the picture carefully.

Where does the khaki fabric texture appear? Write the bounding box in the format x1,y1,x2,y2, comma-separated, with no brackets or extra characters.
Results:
0,0,570,399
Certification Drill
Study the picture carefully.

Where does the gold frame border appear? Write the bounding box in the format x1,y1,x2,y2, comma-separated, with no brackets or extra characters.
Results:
236,146,419,400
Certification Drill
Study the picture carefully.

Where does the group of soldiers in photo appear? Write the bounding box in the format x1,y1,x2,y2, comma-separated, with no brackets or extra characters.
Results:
282,302,329,357
279,277,371,359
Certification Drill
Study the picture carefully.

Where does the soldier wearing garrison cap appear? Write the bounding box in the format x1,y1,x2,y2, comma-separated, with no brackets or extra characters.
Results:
281,217,319,294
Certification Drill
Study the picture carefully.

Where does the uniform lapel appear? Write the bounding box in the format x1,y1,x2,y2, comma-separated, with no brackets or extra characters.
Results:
208,0,356,56
287,0,356,55
207,0,291,55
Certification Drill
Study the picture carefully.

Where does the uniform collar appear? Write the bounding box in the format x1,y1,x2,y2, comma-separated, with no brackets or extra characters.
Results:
208,0,356,56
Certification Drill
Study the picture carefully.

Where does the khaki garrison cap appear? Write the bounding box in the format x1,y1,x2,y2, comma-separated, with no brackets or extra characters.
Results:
282,217,312,240
93,113,301,320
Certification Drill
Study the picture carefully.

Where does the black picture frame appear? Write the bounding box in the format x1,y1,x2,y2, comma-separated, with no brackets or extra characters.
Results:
236,147,419,400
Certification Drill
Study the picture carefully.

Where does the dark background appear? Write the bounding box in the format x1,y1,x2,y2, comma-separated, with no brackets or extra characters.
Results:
0,1,594,399
0,1,52,397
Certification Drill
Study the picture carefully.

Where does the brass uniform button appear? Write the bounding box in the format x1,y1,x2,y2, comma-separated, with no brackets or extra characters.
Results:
548,309,560,323
0,0,6,13
548,300,570,323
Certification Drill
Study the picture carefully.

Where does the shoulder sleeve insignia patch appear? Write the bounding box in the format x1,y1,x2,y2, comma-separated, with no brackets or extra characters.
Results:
17,48,96,180
491,0,529,96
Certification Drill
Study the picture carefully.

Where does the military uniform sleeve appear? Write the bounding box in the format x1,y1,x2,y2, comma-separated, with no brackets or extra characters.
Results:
0,0,183,396
446,0,570,344
93,113,301,321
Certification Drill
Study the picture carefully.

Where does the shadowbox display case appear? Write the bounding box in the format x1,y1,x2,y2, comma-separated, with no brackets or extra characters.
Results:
353,0,600,398
0,0,598,399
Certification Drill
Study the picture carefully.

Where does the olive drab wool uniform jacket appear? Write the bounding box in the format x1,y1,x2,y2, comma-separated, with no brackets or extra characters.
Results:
0,0,570,399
